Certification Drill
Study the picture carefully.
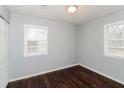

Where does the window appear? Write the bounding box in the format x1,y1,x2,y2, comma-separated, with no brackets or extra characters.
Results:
24,24,48,56
104,21,124,58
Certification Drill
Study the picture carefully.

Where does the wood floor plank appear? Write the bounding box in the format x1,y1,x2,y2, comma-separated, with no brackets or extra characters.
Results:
7,65,124,88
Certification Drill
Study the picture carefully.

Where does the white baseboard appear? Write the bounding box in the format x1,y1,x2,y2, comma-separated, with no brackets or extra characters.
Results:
78,63,124,85
9,63,124,85
9,63,79,82
5,82,8,88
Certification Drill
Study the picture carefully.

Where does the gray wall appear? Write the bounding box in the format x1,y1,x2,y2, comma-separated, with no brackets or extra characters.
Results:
9,9,124,83
9,14,78,80
78,10,124,83
0,6,10,22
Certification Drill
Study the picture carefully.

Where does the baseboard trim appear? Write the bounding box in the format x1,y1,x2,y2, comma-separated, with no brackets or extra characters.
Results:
5,82,8,88
78,63,124,85
9,63,124,85
9,63,79,82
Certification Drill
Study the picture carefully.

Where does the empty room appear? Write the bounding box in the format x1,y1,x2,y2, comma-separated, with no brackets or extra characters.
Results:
1,4,124,88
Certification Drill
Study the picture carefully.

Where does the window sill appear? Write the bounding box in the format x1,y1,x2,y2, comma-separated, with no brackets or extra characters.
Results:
24,53,48,57
104,53,124,59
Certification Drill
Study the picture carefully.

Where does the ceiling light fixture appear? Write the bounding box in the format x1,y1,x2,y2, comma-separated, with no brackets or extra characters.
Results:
66,5,78,14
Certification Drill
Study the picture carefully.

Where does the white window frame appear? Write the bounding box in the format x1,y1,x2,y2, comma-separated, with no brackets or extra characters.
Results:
24,24,48,57
104,20,124,59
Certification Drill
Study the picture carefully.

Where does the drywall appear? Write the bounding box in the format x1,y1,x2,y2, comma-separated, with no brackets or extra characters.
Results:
9,14,78,80
78,10,124,83
9,9,124,83
0,6,10,22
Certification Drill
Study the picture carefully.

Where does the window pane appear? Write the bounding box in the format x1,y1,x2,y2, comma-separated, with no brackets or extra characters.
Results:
104,21,124,58
24,24,48,56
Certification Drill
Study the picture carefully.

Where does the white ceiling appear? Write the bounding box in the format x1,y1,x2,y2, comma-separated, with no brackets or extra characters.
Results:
6,5,124,24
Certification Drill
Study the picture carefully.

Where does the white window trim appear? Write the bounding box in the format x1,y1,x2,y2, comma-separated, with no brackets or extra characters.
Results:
24,24,48,57
104,20,124,59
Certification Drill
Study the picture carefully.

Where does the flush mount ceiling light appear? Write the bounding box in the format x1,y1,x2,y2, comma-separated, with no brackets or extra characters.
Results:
66,5,78,14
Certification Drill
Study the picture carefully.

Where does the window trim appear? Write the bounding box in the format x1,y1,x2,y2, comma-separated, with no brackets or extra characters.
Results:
24,24,48,57
104,21,124,59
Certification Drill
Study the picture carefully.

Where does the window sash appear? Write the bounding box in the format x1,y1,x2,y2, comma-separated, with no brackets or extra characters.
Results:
24,24,48,56
104,21,124,58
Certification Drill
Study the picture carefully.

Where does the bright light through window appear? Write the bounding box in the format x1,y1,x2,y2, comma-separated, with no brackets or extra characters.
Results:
24,24,48,56
104,21,124,58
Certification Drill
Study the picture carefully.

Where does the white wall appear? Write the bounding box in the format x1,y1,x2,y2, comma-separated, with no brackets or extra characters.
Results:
0,6,10,22
9,14,78,80
78,10,124,83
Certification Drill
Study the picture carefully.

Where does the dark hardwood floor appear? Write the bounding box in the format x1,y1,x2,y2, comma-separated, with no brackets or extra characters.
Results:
7,65,124,88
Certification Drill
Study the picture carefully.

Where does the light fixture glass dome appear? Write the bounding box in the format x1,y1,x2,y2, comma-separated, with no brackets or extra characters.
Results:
66,5,78,14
